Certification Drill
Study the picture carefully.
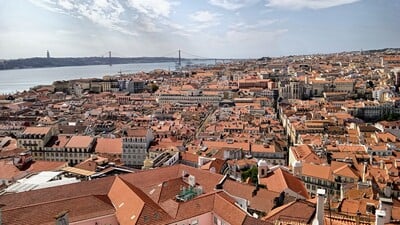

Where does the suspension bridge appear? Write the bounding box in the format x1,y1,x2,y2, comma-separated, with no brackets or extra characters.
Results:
98,49,226,67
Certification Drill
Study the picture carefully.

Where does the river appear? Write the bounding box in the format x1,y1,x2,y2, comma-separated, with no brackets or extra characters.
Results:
0,60,214,94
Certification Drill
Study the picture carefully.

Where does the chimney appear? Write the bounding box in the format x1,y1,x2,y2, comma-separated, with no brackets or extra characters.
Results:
316,189,326,225
249,142,252,156
362,162,368,183
292,160,302,178
377,197,393,224
379,160,385,170
55,211,69,225
356,210,361,225
215,174,228,190
375,210,386,225
340,184,345,201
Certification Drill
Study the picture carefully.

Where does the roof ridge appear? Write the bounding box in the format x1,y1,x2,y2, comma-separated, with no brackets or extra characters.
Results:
114,176,173,224
263,200,296,220
3,194,108,212
118,176,170,213
278,168,291,188
333,164,349,173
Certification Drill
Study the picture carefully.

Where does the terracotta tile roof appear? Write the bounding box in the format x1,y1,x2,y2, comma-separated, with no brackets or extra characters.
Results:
290,145,322,164
302,163,332,181
141,183,163,204
159,199,180,218
120,165,181,189
0,137,18,151
202,140,250,151
65,136,94,148
158,178,187,203
127,128,148,137
336,145,365,153
74,160,98,172
368,144,387,151
26,160,67,173
0,164,292,225
243,216,274,225
108,176,172,225
0,176,115,210
213,191,247,225
223,179,280,213
345,185,374,200
200,158,225,173
2,195,116,225
123,164,281,214
180,152,199,163
259,168,309,199
339,198,378,216
45,135,70,148
331,161,360,179
251,143,277,153
57,125,87,135
375,132,397,143
95,137,123,154
0,148,25,159
173,192,216,221
263,199,316,224
393,205,400,220
0,159,27,180
22,126,52,135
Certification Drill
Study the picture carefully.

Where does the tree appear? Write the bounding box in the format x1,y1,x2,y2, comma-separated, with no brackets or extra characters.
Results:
150,84,159,93
241,166,259,184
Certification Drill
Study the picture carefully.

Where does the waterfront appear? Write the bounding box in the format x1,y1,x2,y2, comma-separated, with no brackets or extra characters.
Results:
0,60,213,94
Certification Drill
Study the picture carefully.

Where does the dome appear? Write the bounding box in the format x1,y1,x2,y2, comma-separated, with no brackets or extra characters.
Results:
292,160,302,168
258,159,268,167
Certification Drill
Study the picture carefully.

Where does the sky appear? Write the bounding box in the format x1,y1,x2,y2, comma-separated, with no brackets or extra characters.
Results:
0,0,399,59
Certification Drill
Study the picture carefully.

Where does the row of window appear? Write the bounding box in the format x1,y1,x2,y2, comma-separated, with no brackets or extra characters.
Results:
123,149,147,154
124,138,146,142
65,148,89,153
20,140,42,144
123,144,146,148
123,154,146,159
32,152,88,158
302,176,331,187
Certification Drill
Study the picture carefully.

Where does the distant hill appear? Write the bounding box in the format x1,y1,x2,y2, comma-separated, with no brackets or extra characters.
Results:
0,57,179,70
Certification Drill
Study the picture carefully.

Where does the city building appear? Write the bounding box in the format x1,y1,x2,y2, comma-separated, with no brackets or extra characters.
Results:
17,126,56,160
122,128,154,167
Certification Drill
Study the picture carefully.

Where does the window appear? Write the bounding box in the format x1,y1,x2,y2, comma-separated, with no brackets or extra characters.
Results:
191,220,198,225
214,216,218,225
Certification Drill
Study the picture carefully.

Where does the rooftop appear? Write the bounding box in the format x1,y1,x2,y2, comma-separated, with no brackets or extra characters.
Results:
65,136,94,148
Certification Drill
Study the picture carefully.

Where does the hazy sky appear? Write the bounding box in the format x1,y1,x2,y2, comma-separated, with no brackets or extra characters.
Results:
0,0,399,59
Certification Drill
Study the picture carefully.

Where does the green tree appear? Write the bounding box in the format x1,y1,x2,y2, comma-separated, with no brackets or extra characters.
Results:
241,166,258,184
151,84,159,93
